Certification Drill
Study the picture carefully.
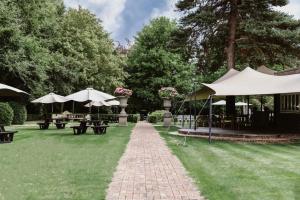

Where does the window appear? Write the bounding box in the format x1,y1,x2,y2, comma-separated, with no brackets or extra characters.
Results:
280,94,300,112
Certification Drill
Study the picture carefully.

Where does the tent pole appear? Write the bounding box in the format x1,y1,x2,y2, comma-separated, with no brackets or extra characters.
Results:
52,104,54,113
72,101,75,113
247,96,250,121
208,95,213,144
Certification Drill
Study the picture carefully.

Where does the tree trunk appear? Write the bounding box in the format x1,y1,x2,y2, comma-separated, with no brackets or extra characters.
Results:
226,0,239,69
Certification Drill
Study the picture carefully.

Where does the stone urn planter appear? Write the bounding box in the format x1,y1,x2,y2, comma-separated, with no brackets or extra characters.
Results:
118,96,129,126
159,87,179,127
114,87,132,126
163,98,172,127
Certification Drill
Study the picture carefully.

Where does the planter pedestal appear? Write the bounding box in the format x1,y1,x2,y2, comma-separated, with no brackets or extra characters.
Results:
118,96,129,126
163,99,172,127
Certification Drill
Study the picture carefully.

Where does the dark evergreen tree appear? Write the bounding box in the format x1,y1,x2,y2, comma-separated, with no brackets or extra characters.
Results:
175,0,300,72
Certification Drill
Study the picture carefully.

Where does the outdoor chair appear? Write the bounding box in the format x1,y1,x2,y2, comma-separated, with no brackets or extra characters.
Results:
221,116,235,129
0,125,17,143
70,121,88,135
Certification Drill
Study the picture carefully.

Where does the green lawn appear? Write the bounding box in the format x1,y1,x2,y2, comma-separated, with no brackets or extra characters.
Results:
155,126,300,200
0,123,134,200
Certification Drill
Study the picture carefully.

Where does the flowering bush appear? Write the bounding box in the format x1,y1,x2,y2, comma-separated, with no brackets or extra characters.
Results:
158,87,179,99
114,87,133,97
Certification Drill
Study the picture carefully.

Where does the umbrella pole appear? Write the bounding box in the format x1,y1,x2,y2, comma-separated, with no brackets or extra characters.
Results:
98,107,100,120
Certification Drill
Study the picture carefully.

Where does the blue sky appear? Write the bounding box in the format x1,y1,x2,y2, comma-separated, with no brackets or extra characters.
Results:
64,0,300,44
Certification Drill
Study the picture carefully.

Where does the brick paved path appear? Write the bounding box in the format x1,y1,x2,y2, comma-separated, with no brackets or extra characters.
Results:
106,122,204,200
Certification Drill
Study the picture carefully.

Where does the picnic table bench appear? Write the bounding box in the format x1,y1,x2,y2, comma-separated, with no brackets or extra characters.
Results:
37,122,50,130
91,125,109,135
70,121,89,135
0,124,17,143
54,122,67,129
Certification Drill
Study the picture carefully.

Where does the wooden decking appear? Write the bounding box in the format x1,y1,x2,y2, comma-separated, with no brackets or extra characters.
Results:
177,127,300,143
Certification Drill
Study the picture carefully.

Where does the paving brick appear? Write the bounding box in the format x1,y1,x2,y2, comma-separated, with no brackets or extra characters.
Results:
106,122,204,200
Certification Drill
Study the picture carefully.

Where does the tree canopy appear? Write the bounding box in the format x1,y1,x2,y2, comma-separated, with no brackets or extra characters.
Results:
126,17,194,112
0,0,126,98
175,0,300,73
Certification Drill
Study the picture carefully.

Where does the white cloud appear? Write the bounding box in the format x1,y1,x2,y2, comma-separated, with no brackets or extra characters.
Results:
149,0,179,20
274,1,300,19
64,0,127,37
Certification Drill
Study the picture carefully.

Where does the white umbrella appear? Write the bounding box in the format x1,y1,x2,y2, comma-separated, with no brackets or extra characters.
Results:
106,100,120,106
84,100,110,108
32,93,68,104
0,83,29,100
66,88,115,113
32,93,69,113
235,101,252,106
66,88,115,102
212,100,226,106
212,100,252,106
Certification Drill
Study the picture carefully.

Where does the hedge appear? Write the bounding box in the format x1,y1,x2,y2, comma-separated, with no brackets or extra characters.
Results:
9,102,27,124
0,103,14,125
149,110,165,122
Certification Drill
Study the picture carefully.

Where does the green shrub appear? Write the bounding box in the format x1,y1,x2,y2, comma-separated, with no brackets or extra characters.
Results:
0,103,14,125
128,114,139,123
9,102,27,124
149,110,165,122
148,115,157,123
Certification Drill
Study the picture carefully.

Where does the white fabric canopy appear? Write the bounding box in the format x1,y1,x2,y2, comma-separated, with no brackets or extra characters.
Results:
66,88,115,102
32,93,68,104
0,83,29,99
188,67,300,100
204,67,300,96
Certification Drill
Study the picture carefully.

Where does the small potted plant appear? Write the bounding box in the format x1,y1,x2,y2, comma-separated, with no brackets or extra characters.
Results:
114,87,133,126
158,87,179,127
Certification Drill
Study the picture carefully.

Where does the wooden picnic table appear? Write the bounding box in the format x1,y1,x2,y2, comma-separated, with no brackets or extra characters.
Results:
54,122,67,129
0,124,17,143
37,122,50,130
91,125,109,135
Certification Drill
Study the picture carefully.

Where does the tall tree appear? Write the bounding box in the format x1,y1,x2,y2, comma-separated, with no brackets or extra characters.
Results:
54,7,126,94
0,1,126,99
176,0,300,71
126,17,194,112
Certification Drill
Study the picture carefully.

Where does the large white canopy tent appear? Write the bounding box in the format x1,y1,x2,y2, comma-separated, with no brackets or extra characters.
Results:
185,67,300,143
188,67,300,100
